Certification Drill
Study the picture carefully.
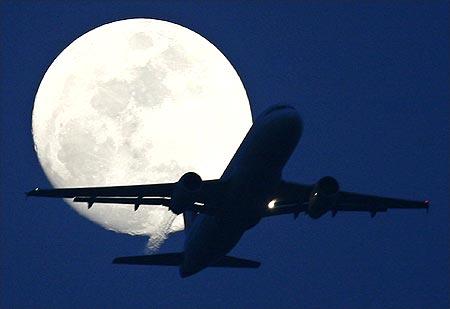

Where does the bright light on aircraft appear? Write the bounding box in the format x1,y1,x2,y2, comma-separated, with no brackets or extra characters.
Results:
268,199,276,209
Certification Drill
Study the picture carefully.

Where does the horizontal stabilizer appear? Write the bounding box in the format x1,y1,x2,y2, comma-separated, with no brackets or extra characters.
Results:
113,253,260,268
113,253,183,266
213,256,261,268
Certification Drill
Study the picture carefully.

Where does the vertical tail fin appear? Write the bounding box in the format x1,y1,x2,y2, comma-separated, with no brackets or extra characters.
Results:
183,211,197,233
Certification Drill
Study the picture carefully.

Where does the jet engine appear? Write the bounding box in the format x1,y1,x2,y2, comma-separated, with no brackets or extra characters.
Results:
169,172,203,215
308,176,339,219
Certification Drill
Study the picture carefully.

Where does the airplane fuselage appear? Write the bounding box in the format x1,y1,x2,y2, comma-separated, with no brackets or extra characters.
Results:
180,105,303,277
27,104,429,277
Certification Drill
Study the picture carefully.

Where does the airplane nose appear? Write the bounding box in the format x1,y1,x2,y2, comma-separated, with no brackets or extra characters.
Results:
278,107,303,140
288,108,303,132
264,105,303,133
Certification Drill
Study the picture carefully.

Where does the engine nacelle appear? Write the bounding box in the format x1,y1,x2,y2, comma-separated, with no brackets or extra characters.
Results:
308,176,339,219
169,172,203,215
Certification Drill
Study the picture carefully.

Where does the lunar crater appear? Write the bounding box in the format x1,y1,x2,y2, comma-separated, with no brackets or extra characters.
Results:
91,79,132,116
131,63,171,108
129,32,153,50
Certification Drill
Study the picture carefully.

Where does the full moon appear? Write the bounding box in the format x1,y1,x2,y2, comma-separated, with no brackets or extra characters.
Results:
32,19,252,249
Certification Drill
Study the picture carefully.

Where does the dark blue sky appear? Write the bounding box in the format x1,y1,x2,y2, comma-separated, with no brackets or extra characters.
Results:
1,1,448,308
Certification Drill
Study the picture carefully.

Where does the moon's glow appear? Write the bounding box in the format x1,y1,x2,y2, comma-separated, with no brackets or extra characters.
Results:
32,19,252,249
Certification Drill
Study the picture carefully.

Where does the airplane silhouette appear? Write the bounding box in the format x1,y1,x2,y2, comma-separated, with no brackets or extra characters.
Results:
28,105,429,277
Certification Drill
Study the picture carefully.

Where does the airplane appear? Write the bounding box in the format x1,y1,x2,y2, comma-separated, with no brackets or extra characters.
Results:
27,104,430,278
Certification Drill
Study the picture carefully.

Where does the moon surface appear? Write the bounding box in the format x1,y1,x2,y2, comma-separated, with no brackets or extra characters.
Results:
32,19,252,249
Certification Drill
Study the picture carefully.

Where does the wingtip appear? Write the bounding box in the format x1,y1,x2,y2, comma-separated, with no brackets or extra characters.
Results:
112,257,128,264
112,257,125,264
424,200,431,213
26,188,40,196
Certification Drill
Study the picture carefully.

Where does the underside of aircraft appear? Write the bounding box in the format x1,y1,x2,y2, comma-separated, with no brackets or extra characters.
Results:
28,105,429,277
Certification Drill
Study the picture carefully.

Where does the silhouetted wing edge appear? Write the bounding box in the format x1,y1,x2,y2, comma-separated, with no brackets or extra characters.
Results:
113,253,183,266
336,191,430,212
73,196,171,206
27,182,175,198
27,180,222,214
71,196,214,214
262,181,429,217
27,179,221,199
113,253,260,268
212,256,261,268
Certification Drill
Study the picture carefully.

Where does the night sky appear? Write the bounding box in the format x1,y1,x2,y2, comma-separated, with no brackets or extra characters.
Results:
1,1,448,309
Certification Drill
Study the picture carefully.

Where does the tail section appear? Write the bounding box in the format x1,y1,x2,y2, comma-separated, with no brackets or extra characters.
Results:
183,211,197,233
113,253,260,268
213,256,261,268
113,253,183,266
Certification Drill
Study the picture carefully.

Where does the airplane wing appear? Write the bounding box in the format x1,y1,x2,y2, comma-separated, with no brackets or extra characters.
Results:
263,181,311,217
27,183,175,198
334,191,430,217
265,181,429,218
27,180,221,213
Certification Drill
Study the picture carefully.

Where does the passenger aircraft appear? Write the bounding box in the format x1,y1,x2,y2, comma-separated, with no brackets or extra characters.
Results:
28,105,429,277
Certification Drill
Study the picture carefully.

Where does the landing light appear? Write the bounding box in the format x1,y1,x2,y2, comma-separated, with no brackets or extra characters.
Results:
268,199,276,209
